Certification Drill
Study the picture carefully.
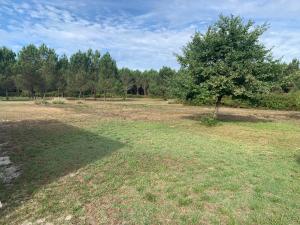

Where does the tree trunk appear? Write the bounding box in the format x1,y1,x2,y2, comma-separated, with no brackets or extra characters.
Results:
123,87,127,100
5,88,8,101
93,88,96,99
213,96,223,119
57,88,60,98
104,91,106,101
79,90,82,99
31,88,34,99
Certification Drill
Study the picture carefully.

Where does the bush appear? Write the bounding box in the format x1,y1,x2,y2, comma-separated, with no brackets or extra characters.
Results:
200,115,219,126
51,98,66,104
255,92,300,110
34,99,49,105
167,99,180,104
183,91,300,111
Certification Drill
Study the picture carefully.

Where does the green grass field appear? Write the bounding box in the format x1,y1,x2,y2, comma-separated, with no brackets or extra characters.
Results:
0,99,299,225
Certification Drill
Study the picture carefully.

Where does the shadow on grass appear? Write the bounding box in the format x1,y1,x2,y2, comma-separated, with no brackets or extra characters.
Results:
183,112,272,123
296,153,300,165
66,97,138,102
0,119,124,215
278,112,300,120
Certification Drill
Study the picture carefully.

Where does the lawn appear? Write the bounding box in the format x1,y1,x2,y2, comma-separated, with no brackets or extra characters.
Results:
0,99,299,225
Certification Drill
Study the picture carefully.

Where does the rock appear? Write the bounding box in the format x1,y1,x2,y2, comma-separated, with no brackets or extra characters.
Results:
65,215,72,221
0,164,21,184
69,173,76,177
36,218,46,224
0,157,11,166
21,222,32,225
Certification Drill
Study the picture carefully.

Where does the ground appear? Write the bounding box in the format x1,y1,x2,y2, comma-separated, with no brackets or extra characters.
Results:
0,98,299,225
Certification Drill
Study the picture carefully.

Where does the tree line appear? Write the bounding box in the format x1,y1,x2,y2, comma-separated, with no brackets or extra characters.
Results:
0,15,300,114
0,44,176,100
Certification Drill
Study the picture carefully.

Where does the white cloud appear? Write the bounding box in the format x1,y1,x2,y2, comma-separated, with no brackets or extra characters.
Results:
0,0,299,69
0,1,196,69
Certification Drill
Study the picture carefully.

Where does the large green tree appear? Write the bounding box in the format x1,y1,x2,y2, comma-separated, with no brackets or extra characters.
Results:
38,44,58,98
119,67,134,99
0,47,16,100
177,15,274,117
87,49,101,98
68,51,89,98
56,54,69,97
98,53,118,100
157,67,176,99
17,44,42,98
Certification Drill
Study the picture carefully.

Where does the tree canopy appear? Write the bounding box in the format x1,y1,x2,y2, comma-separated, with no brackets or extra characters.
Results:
177,15,278,117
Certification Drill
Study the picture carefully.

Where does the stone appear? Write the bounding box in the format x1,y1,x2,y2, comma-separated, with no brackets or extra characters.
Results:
0,164,21,183
0,157,11,166
36,218,46,224
65,215,72,221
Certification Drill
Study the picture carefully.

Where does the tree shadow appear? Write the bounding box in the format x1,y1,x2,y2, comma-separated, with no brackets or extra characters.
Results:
277,112,300,120
0,119,124,215
182,112,272,123
66,97,137,102
296,153,300,165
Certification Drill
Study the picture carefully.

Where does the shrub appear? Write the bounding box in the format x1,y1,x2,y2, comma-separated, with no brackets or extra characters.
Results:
200,115,219,126
144,192,157,202
183,91,300,111
167,99,180,104
51,98,66,104
34,99,49,105
255,92,300,110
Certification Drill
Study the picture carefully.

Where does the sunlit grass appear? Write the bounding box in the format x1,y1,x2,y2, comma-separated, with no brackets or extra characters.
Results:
0,101,299,225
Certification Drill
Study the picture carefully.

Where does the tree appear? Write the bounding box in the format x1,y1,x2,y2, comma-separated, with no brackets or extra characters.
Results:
280,59,300,92
0,47,16,100
17,44,41,98
56,54,69,97
157,67,175,99
141,70,156,96
119,68,134,99
68,51,89,98
87,49,101,98
38,44,58,98
177,15,274,118
133,70,143,95
169,69,197,101
146,70,159,96
98,53,118,100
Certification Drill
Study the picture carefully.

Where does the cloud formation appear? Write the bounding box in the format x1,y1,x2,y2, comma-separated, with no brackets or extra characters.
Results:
0,0,299,69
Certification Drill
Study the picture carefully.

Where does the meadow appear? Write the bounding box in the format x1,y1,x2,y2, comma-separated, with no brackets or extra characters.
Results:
0,98,299,225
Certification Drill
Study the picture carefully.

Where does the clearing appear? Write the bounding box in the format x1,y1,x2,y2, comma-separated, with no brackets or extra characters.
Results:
0,98,299,225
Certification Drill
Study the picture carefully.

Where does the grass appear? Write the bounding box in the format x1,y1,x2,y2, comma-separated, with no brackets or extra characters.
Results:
0,99,299,225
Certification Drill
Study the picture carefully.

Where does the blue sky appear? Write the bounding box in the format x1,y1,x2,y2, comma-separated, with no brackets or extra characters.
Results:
0,0,299,70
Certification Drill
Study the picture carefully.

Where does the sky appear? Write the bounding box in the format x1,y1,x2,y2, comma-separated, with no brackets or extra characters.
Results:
0,0,299,70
